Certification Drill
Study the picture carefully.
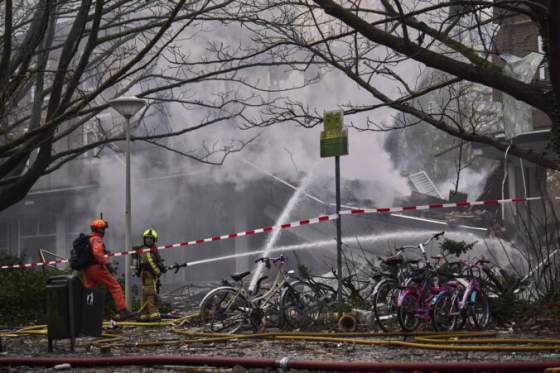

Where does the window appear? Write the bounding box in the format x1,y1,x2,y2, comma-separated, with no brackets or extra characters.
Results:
18,214,57,261
20,214,56,237
67,213,88,236
20,236,56,262
38,214,56,235
21,216,38,236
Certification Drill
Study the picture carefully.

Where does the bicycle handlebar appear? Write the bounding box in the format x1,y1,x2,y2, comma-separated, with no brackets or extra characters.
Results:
409,232,445,264
382,233,447,270
423,232,444,246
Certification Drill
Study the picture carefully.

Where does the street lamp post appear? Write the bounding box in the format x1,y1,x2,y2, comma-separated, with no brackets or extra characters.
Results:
108,96,147,310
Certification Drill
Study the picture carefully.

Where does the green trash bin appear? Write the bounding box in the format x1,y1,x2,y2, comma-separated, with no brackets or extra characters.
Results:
46,274,106,352
46,274,82,352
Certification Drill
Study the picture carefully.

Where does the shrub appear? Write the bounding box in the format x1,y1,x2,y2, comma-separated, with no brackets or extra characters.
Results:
439,238,475,257
0,255,173,325
0,255,65,326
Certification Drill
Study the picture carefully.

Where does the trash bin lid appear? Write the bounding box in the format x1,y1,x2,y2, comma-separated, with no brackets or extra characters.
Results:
46,274,80,285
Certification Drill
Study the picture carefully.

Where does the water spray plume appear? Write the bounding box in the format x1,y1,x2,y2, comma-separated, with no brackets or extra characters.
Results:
248,165,318,292
239,157,359,210
187,230,515,269
186,231,429,267
239,157,327,205
187,233,402,268
187,243,325,267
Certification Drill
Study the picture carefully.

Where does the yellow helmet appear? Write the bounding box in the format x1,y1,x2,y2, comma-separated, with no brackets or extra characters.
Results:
143,228,158,242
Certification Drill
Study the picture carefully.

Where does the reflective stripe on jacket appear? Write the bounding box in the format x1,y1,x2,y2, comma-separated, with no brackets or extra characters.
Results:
139,246,161,276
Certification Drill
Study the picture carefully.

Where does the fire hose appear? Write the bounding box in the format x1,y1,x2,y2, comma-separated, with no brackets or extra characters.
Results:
1,355,560,372
4,323,560,352
164,330,560,352
3,324,560,371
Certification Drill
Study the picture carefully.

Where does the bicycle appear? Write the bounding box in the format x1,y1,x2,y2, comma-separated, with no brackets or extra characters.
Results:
278,273,334,330
370,248,421,332
395,232,461,332
198,255,294,333
431,257,491,331
279,266,373,330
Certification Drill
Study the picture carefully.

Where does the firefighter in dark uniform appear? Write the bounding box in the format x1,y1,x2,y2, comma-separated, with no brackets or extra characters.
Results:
136,228,166,321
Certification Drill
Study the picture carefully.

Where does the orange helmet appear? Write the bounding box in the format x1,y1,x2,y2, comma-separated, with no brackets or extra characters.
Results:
90,218,108,230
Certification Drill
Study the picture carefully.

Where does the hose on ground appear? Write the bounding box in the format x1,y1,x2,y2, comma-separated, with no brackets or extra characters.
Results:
162,330,560,352
1,355,560,372
3,320,560,352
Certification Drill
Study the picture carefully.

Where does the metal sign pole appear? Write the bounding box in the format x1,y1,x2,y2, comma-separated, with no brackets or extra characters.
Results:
335,155,343,304
319,110,348,306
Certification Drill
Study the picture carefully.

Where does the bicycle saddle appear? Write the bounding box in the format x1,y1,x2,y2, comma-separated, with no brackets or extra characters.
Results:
445,280,459,287
231,271,251,281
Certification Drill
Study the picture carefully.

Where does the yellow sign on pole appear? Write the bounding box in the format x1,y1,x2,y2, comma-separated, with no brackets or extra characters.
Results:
320,110,348,157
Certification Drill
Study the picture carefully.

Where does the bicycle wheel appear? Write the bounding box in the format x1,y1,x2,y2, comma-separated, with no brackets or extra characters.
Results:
431,292,459,331
279,281,328,330
450,291,468,330
372,280,400,332
397,292,421,332
199,287,254,333
447,283,469,330
469,289,490,329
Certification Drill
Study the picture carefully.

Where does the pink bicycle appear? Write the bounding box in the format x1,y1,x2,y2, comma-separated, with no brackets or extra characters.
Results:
430,257,491,331
395,232,460,332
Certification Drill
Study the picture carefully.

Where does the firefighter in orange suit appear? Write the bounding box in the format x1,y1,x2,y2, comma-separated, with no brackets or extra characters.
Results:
83,218,134,321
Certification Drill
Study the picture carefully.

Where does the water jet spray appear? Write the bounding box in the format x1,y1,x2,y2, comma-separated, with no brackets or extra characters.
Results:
248,168,318,292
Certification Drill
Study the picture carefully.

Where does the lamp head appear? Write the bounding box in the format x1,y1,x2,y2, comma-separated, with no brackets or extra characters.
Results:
109,96,146,119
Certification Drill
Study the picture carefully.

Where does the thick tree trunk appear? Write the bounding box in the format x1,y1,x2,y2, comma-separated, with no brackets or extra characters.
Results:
0,140,53,211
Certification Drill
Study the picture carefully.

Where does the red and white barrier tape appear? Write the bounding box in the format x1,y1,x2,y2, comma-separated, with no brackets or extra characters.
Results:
339,196,541,216
0,196,541,270
0,214,338,270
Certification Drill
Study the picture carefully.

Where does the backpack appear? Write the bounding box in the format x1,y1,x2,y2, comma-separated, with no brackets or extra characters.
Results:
69,233,95,270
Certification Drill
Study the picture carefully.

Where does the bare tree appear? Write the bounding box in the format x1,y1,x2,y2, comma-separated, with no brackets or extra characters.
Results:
213,0,559,171
386,69,500,192
5,1,559,211
0,0,268,211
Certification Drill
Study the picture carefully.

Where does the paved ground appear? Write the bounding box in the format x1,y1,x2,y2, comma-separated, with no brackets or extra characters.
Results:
2,292,560,372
